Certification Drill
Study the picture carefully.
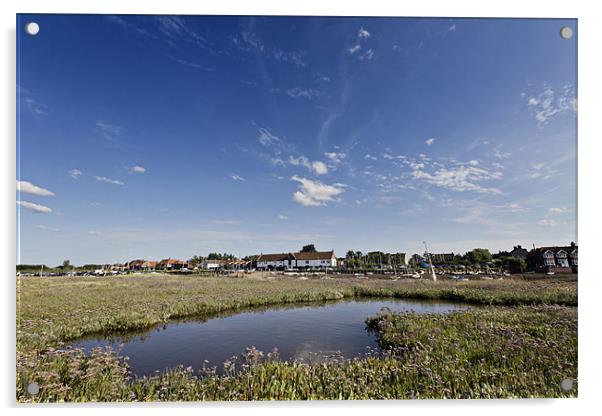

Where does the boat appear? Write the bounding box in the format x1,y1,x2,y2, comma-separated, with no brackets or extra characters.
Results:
450,275,469,281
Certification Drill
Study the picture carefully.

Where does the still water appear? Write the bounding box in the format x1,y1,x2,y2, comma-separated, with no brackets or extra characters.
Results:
73,298,470,377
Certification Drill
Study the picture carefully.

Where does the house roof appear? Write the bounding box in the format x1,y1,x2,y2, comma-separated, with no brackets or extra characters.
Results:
536,246,577,254
294,251,335,260
158,258,185,265
257,251,336,262
142,261,157,267
257,253,294,262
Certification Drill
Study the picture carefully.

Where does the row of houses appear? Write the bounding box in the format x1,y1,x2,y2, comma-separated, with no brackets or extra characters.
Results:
111,258,251,272
494,243,577,272
407,242,578,273
525,243,577,272
107,242,577,274
112,258,187,272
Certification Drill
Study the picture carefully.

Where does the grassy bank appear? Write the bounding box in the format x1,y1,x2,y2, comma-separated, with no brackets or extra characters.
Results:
16,274,577,401
17,274,577,351
366,306,577,398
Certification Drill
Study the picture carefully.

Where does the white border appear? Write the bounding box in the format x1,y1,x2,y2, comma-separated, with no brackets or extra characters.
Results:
2,1,600,415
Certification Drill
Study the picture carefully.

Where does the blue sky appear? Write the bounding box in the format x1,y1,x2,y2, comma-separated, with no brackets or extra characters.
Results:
16,15,577,265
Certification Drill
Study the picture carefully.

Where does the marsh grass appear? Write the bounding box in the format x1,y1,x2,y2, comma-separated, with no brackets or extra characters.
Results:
16,274,577,401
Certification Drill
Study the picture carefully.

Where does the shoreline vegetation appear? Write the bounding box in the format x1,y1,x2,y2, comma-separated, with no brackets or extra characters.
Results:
16,274,577,401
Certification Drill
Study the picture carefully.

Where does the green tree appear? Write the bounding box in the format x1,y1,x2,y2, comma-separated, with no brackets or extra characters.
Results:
301,244,317,253
493,250,511,260
188,256,204,267
502,257,526,274
465,248,493,265
61,260,71,270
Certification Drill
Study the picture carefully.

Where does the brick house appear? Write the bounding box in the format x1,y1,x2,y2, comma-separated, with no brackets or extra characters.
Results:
509,245,529,260
141,261,157,271
527,242,578,273
126,259,145,271
157,258,186,271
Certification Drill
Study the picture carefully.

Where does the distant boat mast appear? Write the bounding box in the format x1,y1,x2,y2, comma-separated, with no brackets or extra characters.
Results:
423,241,437,282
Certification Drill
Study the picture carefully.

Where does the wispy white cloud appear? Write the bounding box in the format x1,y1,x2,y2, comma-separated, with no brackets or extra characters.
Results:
410,162,503,194
212,219,242,225
232,31,306,67
537,219,557,227
69,169,82,179
285,87,320,99
291,175,345,207
358,27,371,39
36,225,59,231
171,57,214,72
155,16,216,53
96,121,123,142
106,15,155,39
358,49,374,61
348,26,374,60
129,165,146,174
278,214,288,220
230,174,246,181
88,230,101,236
95,176,125,186
525,84,577,126
24,97,48,115
324,152,347,171
17,180,55,196
493,148,511,160
17,200,52,213
315,74,331,82
425,138,435,146
258,128,282,147
548,207,568,214
528,161,557,180
506,203,527,213
289,156,329,175
348,44,361,54
312,161,329,175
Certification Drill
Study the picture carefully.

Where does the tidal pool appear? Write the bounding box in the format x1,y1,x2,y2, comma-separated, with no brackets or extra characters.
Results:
73,297,471,377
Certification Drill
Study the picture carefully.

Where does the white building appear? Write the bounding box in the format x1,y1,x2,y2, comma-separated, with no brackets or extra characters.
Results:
256,253,296,270
256,251,337,270
203,259,223,270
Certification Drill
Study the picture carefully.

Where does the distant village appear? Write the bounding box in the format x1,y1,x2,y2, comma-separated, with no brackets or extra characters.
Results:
17,242,578,277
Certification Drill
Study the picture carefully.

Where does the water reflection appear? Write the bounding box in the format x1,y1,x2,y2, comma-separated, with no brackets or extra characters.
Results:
72,297,470,377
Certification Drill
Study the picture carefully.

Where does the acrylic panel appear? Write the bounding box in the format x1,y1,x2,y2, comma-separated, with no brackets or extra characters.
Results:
16,14,577,402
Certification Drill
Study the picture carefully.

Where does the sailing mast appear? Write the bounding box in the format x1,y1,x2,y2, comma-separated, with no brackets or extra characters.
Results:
423,241,437,282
